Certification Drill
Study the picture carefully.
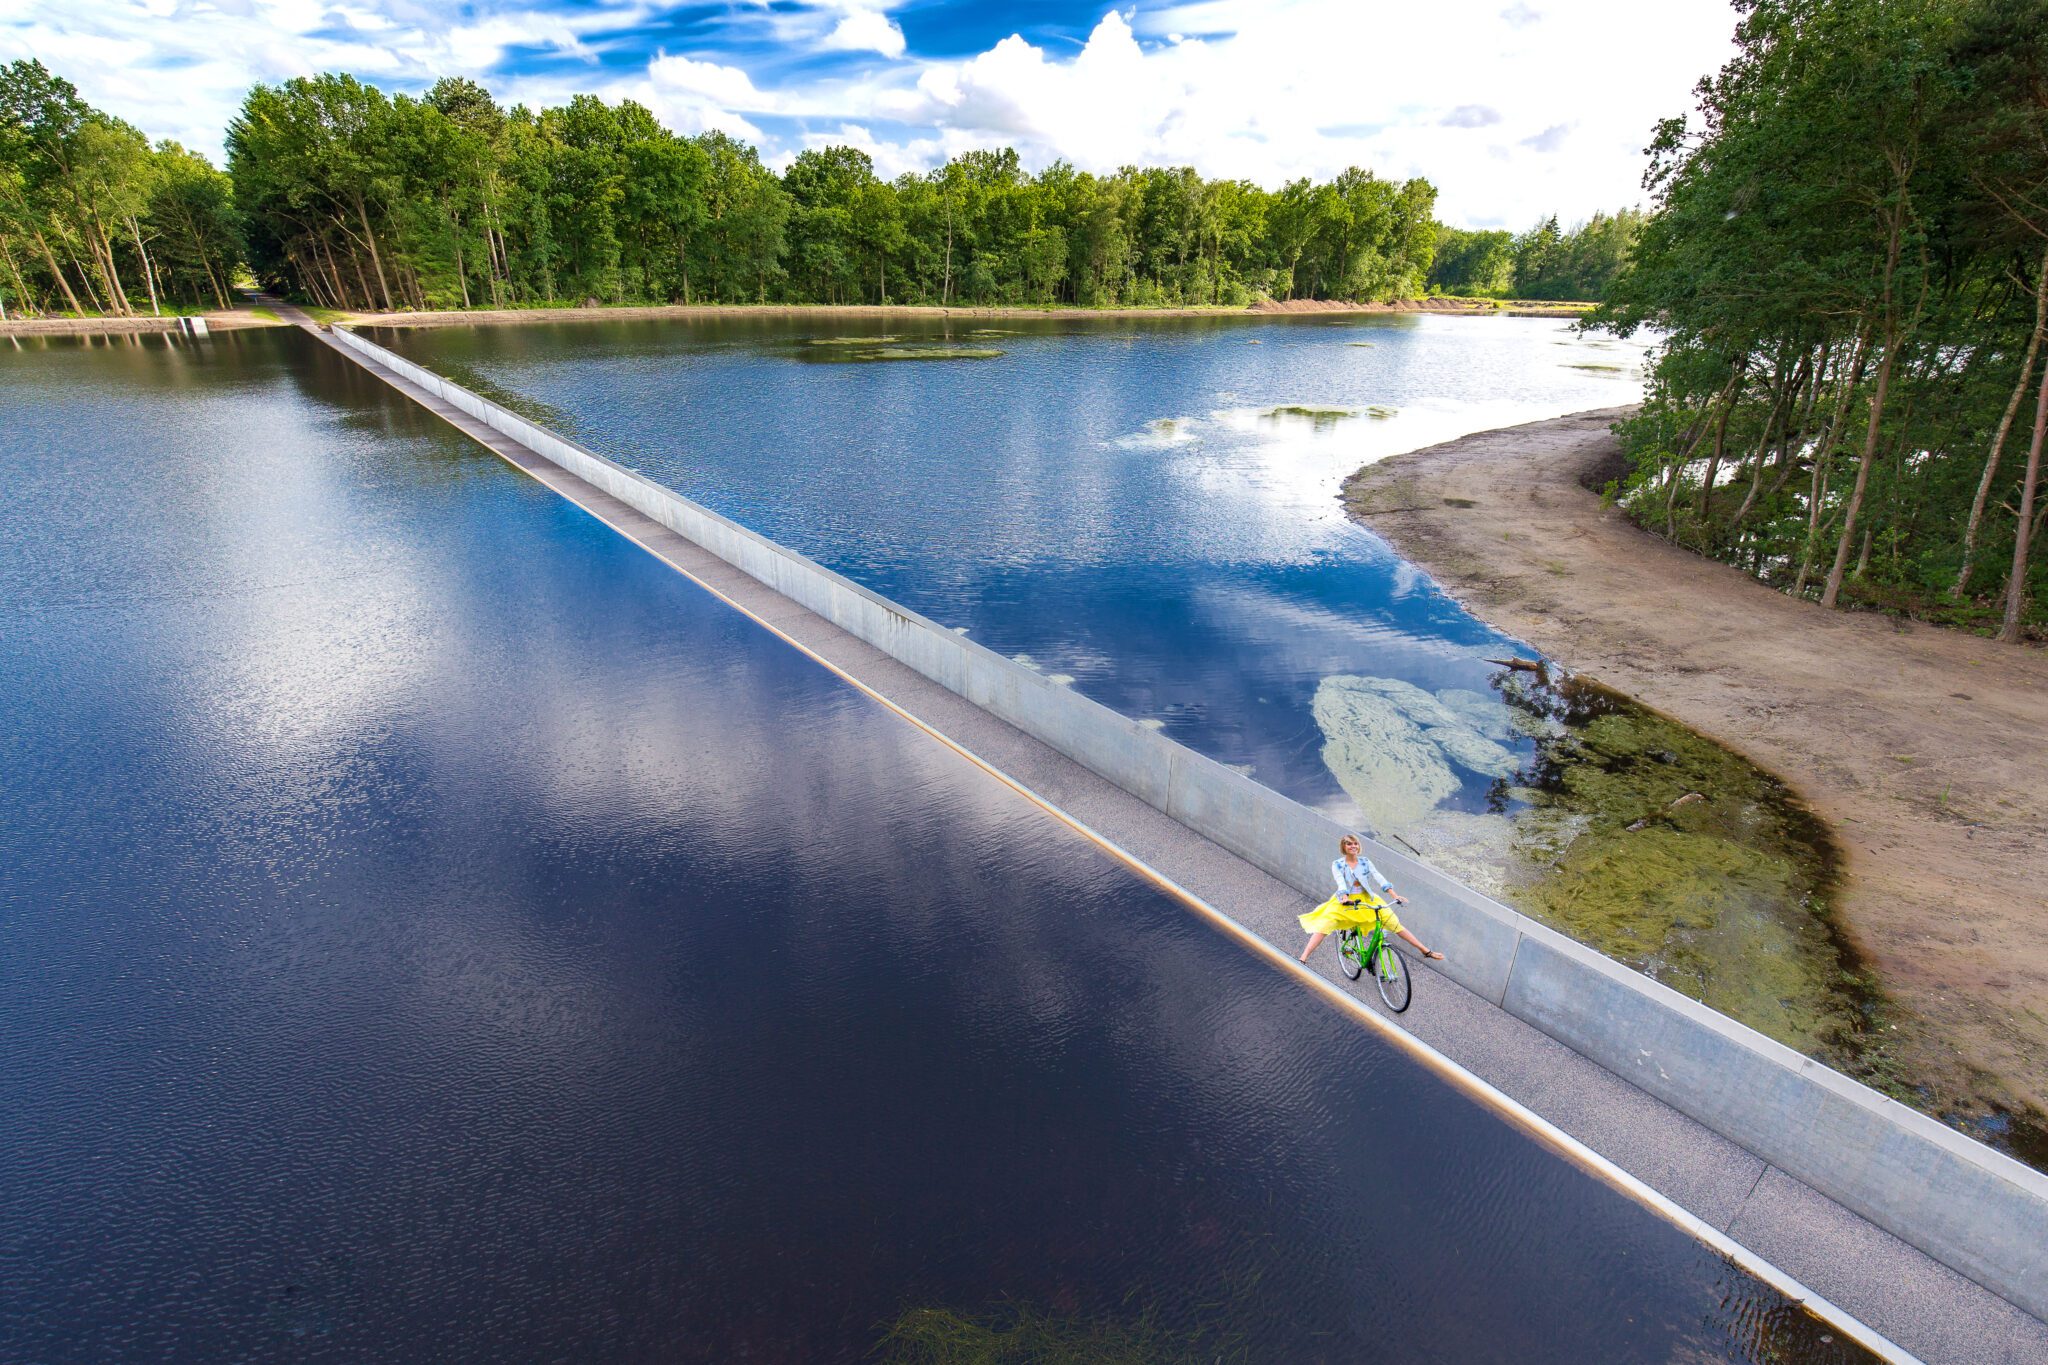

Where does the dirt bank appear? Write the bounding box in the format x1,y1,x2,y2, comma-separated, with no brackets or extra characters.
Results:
1250,296,1591,318
1344,407,2048,1144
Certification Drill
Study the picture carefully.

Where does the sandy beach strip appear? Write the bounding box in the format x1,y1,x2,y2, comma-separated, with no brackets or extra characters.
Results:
1344,407,2048,1136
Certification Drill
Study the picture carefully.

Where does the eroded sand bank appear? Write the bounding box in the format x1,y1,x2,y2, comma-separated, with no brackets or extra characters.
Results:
1343,407,2048,1154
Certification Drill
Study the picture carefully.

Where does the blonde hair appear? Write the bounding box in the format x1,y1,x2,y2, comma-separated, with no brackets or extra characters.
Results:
1339,834,1361,852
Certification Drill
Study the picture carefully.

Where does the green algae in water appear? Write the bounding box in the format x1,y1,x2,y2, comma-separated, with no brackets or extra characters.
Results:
804,345,1006,363
1501,677,1872,1060
1315,667,1872,1064
804,335,900,345
1259,404,1376,431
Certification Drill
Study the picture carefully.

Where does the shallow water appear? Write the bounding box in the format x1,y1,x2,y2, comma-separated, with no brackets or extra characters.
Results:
378,315,1870,1066
1,329,1868,1360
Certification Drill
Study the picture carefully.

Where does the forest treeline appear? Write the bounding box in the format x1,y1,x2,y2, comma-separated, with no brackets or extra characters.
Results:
1590,0,2048,641
0,61,240,313
1431,211,1643,302
0,58,1630,319
225,74,1448,311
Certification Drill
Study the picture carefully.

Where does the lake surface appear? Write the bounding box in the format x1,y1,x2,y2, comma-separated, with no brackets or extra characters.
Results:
382,312,1641,827
0,329,1866,1361
381,314,1873,1068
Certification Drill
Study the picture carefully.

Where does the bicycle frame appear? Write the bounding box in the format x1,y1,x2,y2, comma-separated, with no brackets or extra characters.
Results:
1363,927,1400,978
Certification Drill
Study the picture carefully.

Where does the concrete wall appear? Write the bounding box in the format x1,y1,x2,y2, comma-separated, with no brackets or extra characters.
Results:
332,326,2048,1323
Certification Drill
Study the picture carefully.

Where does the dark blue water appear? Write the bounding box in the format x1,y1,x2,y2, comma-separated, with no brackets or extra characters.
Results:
2,330,1859,1362
382,313,1646,828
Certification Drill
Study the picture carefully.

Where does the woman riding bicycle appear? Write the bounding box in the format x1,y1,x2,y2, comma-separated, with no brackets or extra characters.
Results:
1298,834,1444,966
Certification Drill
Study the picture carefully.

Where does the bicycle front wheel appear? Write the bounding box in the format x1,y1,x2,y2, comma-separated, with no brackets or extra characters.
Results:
1337,929,1363,981
1375,943,1412,1012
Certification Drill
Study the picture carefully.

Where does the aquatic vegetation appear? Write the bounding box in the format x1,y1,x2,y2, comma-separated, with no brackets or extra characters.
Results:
1315,670,1868,1060
845,346,1003,362
1505,682,1865,1057
1261,404,1356,429
793,339,1004,362
876,1303,1250,1364
1426,723,1518,777
1313,678,1467,830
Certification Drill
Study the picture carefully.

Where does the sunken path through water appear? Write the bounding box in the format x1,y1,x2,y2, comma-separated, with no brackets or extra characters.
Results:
1,329,1866,1361
378,313,1877,1089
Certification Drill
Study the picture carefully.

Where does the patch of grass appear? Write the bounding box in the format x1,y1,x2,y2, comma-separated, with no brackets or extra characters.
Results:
300,305,350,325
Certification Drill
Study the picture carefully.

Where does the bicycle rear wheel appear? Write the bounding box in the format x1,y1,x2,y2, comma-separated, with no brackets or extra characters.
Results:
1374,940,1412,1012
1337,929,1363,980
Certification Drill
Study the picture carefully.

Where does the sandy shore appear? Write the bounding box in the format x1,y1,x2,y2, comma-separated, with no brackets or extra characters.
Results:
2,296,1587,334
1344,407,2048,1135
347,297,1590,327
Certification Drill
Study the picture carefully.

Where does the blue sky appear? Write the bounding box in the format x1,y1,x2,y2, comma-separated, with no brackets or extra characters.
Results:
4,1,1741,228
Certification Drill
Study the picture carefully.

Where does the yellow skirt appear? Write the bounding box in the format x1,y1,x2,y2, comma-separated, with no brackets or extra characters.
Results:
1299,894,1402,936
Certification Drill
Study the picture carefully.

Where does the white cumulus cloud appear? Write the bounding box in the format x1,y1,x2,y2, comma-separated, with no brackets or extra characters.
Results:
823,8,907,59
2,0,1739,228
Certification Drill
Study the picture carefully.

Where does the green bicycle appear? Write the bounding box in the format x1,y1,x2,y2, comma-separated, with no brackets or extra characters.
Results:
1338,923,1412,1012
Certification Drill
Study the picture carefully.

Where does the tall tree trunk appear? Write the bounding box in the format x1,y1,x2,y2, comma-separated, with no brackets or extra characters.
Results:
1733,348,1810,526
346,238,376,311
62,234,106,312
353,193,395,311
314,233,348,308
87,216,129,314
1999,352,2048,642
102,234,131,313
1958,247,2048,599
0,235,32,316
1795,327,1871,595
1741,343,1828,532
941,200,953,306
445,197,472,310
180,212,229,309
125,216,161,316
1678,365,1743,534
1822,336,1898,608
1695,360,1755,520
1823,185,1912,610
32,229,84,314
